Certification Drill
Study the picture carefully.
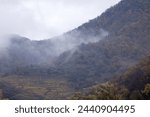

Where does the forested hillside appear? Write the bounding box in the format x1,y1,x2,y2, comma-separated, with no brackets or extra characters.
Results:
54,0,150,88
72,56,150,100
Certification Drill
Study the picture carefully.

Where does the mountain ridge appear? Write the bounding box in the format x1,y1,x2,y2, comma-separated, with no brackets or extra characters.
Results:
52,0,150,88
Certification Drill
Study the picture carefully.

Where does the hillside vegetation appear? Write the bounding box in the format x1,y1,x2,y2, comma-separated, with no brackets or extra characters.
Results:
72,56,150,100
54,0,150,89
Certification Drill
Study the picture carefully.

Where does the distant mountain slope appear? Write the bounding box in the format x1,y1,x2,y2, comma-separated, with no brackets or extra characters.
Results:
0,28,108,74
0,35,54,73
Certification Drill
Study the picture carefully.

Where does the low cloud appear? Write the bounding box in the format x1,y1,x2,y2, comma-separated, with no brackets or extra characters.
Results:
0,0,120,40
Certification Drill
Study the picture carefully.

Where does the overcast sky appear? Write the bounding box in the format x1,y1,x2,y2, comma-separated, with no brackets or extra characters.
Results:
0,0,121,40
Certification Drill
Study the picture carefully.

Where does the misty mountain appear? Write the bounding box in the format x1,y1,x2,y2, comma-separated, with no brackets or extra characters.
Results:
53,0,150,88
0,35,51,73
0,0,150,99
0,26,108,74
1,0,150,80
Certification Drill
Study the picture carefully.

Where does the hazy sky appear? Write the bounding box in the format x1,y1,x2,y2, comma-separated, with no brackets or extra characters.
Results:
0,0,121,40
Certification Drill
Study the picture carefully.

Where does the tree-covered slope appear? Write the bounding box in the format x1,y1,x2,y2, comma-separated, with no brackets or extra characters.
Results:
72,56,150,100
54,0,150,89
